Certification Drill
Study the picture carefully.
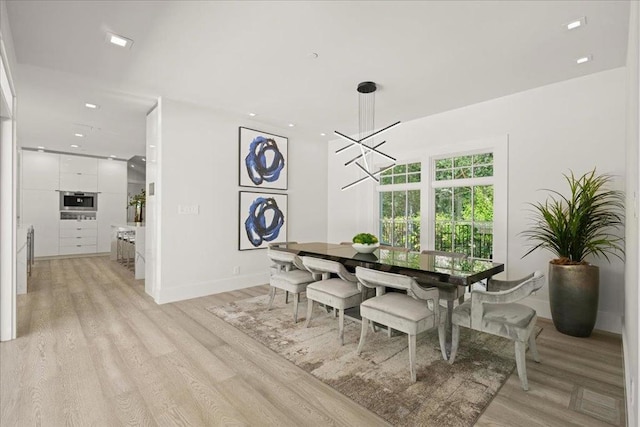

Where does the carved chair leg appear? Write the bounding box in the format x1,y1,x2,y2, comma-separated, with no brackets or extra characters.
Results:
304,299,314,328
285,291,289,304
357,317,369,354
293,293,299,323
409,333,417,382
529,332,540,363
449,324,460,364
338,309,345,345
267,287,276,310
515,340,529,391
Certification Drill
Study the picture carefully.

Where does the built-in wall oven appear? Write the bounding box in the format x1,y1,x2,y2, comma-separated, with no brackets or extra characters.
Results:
60,191,98,211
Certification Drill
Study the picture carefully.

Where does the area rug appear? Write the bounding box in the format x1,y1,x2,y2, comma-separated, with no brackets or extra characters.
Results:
207,294,539,426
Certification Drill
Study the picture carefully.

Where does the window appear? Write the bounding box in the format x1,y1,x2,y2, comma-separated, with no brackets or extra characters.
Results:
379,162,421,251
433,153,494,260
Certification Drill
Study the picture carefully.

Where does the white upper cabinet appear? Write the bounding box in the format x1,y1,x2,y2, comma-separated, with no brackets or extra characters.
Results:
60,156,98,174
59,173,98,192
21,150,59,190
98,159,127,193
59,155,98,192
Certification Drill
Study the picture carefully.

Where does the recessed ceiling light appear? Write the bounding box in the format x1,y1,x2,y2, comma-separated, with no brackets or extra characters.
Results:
106,32,134,49
110,155,117,158
149,144,156,148
75,133,84,137
249,112,256,117
37,146,45,149
131,165,135,168
70,144,79,148
576,55,592,64
85,103,98,109
566,17,586,31
320,133,326,136
288,123,295,127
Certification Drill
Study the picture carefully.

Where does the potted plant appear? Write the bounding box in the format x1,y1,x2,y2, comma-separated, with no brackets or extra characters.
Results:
129,189,146,223
521,169,624,337
352,232,379,254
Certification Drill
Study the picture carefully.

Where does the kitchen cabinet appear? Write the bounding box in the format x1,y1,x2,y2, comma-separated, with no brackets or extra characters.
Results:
21,189,59,257
59,219,97,255
60,156,98,174
59,172,98,192
21,150,59,190
98,159,127,193
59,155,98,191
21,149,128,258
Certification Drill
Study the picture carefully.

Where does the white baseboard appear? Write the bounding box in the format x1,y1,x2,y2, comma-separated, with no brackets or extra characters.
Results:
526,297,622,334
155,271,269,304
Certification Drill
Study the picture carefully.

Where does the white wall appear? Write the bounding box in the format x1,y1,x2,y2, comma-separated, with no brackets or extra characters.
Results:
151,98,327,303
624,1,640,425
328,68,627,333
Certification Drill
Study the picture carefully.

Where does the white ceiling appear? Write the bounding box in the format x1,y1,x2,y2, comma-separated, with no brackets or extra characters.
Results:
5,1,631,159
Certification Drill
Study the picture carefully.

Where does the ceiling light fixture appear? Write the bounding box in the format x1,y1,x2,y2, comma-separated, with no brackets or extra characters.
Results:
249,112,256,117
566,17,586,31
335,81,400,191
576,55,592,64
288,123,295,127
320,133,326,136
85,103,98,109
75,133,84,137
109,155,117,158
70,144,79,148
149,144,156,148
37,146,45,149
106,32,134,49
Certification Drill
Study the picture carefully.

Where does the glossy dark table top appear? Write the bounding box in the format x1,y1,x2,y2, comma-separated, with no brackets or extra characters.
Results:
270,242,504,287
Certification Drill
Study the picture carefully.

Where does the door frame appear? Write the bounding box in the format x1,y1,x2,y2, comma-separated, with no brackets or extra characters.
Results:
0,36,17,342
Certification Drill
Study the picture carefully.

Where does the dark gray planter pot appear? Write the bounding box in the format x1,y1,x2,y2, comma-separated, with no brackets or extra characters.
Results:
548,262,599,337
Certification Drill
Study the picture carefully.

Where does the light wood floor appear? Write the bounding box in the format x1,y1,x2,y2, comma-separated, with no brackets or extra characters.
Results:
0,256,626,426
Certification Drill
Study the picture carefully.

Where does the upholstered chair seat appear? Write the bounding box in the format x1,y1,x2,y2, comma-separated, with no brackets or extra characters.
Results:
355,266,446,382
302,256,364,345
452,301,537,341
449,271,544,391
267,248,315,323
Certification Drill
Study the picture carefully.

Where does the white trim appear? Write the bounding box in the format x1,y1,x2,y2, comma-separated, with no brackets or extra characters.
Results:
0,35,16,342
425,136,508,264
156,272,268,304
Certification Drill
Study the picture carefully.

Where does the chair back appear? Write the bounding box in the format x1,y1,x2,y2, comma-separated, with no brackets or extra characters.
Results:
487,272,535,292
267,248,305,272
470,271,544,329
355,266,438,302
301,256,356,283
421,249,467,259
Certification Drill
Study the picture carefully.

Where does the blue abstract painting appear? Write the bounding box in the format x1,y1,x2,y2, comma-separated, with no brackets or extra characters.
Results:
239,191,287,250
239,127,288,190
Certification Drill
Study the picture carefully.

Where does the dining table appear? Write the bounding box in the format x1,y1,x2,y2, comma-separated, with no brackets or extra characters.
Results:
269,241,505,357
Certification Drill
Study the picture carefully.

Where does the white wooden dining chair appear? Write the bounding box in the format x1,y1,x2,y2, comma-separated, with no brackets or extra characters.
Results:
267,248,315,323
449,271,545,390
301,256,364,345
355,266,446,382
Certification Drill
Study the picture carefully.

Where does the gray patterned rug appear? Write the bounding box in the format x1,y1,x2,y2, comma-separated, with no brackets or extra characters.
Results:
207,294,538,426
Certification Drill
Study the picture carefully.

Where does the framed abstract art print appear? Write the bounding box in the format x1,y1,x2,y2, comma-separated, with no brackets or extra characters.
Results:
239,127,288,190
